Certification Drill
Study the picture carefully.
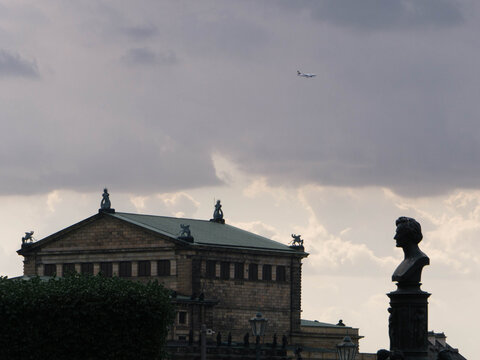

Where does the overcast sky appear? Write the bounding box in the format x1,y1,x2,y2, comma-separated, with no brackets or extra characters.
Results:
0,1,478,357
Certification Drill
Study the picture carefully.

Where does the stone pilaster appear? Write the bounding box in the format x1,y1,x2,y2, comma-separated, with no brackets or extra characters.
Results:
388,285,430,360
192,258,202,296
290,257,302,333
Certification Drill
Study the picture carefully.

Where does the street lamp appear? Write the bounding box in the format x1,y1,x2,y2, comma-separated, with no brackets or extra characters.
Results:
250,312,268,339
336,336,357,360
249,312,268,360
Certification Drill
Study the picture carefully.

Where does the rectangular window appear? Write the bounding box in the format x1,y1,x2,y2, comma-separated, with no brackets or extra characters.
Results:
220,262,230,280
157,260,171,276
276,265,286,282
178,311,187,325
248,263,258,281
138,261,151,277
62,263,76,276
119,261,132,277
206,260,216,278
44,264,56,276
263,264,272,281
100,262,113,277
81,263,94,275
234,262,244,280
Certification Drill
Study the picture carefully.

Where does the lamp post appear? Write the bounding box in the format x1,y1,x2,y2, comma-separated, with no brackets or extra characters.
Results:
249,312,268,360
336,336,357,360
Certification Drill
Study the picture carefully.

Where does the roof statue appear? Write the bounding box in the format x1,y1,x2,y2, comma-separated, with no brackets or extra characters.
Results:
178,224,194,243
179,224,191,238
99,188,115,213
290,234,304,249
392,216,429,285
21,231,35,245
100,188,111,209
210,200,225,224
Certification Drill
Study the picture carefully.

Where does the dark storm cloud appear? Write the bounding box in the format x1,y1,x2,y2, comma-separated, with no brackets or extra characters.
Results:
0,117,221,195
0,50,39,78
186,15,269,59
279,0,464,30
213,70,480,198
0,1,479,197
121,24,157,40
121,47,178,66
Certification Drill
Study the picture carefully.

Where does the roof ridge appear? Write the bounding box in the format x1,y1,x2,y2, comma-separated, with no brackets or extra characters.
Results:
115,212,210,223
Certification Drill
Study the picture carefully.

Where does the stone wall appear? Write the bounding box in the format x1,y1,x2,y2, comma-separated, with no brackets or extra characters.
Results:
40,216,172,251
22,255,36,276
22,216,180,290
193,251,301,342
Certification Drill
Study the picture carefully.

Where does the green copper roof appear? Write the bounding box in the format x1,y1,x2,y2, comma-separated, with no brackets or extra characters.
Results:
110,212,302,254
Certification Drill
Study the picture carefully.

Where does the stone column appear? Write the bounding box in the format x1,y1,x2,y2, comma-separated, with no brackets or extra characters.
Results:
93,263,100,275
112,262,119,276
388,284,430,360
56,264,63,277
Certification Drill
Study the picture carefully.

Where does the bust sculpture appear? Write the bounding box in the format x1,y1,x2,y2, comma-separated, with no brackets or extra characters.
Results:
392,217,429,285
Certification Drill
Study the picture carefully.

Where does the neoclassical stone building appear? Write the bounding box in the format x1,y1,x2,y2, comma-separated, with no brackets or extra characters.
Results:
17,192,372,358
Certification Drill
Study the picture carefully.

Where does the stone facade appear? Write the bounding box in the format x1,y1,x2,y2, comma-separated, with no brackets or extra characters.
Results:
17,211,306,345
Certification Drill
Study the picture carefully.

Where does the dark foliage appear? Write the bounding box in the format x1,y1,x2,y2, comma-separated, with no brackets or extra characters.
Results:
0,274,174,360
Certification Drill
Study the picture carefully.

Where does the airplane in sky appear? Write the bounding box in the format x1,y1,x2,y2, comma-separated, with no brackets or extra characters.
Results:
297,70,316,78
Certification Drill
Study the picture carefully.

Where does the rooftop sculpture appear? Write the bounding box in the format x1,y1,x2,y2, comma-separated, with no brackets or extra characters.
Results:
101,188,111,209
178,224,194,243
290,234,303,247
21,231,35,245
289,234,305,251
179,224,191,238
99,188,115,213
210,200,225,224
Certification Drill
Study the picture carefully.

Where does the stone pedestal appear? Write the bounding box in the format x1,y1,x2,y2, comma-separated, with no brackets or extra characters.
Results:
388,284,430,360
